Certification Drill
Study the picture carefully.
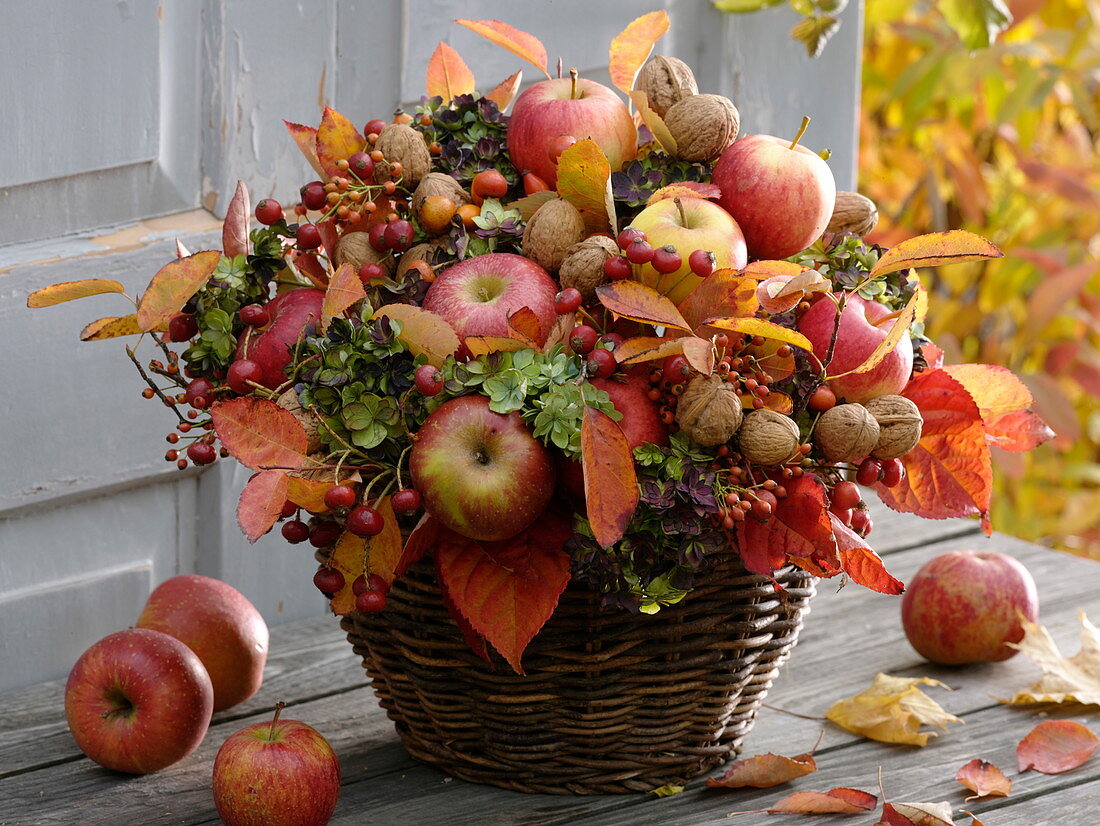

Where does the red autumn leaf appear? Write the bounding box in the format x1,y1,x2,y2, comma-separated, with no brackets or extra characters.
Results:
581,406,640,548
629,91,677,155
706,750,817,789
596,280,691,331
608,10,670,95
507,306,542,347
832,514,905,595
731,787,877,816
679,270,758,330
283,120,325,177
955,758,1011,800
222,180,250,259
327,530,366,616
921,342,945,370
874,369,992,530
372,304,460,367
27,278,126,308
290,249,329,289
435,550,490,663
870,229,1003,278
1017,720,1099,774
736,475,836,576
135,250,221,332
237,470,289,543
425,42,476,103
455,19,549,77
316,219,341,259
881,801,957,825
942,363,1053,452
321,263,366,333
285,475,332,514
433,517,572,673
485,70,523,111
211,397,311,472
315,107,365,179
396,513,438,577
80,314,147,341
556,140,616,233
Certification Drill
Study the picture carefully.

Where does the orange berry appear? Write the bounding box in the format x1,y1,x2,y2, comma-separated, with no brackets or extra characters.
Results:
419,113,432,126
429,142,442,155
370,150,384,163
419,195,456,235
383,181,396,194
393,111,413,124
389,161,404,178
456,203,481,229
336,159,350,170
471,169,509,205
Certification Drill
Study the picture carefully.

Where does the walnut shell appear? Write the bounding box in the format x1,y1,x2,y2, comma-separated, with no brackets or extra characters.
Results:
276,388,323,453
522,198,585,273
815,403,880,463
374,124,431,187
635,55,699,118
737,408,801,466
558,236,618,297
827,191,879,237
411,172,470,216
865,394,923,459
334,232,394,275
676,374,744,447
664,94,740,162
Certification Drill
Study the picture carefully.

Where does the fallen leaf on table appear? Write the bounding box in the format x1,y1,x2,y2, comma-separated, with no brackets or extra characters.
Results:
706,750,817,789
649,783,683,797
1001,612,1100,706
959,810,985,825
729,787,877,816
879,800,956,825
955,758,1011,800
1016,719,1099,774
826,673,961,746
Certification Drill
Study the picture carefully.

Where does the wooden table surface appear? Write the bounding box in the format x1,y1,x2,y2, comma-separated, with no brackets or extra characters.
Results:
3,507,1098,825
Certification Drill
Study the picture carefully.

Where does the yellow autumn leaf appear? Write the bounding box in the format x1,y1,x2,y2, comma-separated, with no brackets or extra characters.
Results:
826,673,962,746
1001,613,1100,707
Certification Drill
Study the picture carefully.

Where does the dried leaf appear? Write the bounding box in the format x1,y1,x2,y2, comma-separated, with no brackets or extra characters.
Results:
237,471,289,543
870,230,1003,278
175,239,191,258
956,758,1011,800
283,120,325,177
608,10,670,95
1017,720,1099,773
943,364,1053,452
425,41,476,103
581,406,640,548
831,514,905,595
731,787,877,816
830,284,919,379
512,190,555,221
1002,613,1100,706
705,316,815,353
80,314,146,341
455,19,549,77
315,107,366,179
826,673,961,746
776,269,831,299
372,304,460,366
736,476,835,576
629,91,677,154
222,180,251,258
485,70,523,111
881,801,956,825
596,280,691,331
679,270,759,329
27,278,126,308
649,784,684,797
211,397,311,472
321,263,366,333
682,336,715,374
960,812,985,826
706,750,817,789
136,250,221,332
327,530,366,616
556,139,616,233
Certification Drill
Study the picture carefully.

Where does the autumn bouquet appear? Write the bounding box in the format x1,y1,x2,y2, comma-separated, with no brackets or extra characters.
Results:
31,11,1052,792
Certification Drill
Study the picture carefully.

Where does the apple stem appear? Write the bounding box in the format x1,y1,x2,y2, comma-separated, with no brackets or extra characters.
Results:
674,196,688,227
569,67,579,100
269,701,285,739
788,116,811,151
557,56,563,79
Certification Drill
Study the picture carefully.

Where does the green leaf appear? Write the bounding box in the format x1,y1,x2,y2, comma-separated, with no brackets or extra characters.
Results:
712,0,784,11
939,0,1012,51
790,14,841,57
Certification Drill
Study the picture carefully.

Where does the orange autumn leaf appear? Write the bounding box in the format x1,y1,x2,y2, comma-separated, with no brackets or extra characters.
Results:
222,180,251,259
581,406,639,548
960,812,985,826
286,475,332,514
27,278,127,308
831,514,905,595
80,314,146,341
364,497,404,587
741,259,807,281
372,304,460,366
290,249,330,289
1017,720,1099,774
556,139,616,233
211,397,311,472
736,475,835,576
608,10,670,95
136,250,221,332
681,336,714,374
321,263,366,333
465,335,529,357
615,335,688,365
327,530,366,616
880,800,957,825
485,70,523,111
629,91,677,154
237,470,290,543
647,182,723,208
730,787,877,816
315,107,365,179
455,19,549,77
283,120,325,177
870,229,1003,278
830,284,920,379
705,316,815,353
679,270,758,329
955,758,1011,801
596,280,690,331
943,363,1053,452
706,750,817,789
425,41,475,103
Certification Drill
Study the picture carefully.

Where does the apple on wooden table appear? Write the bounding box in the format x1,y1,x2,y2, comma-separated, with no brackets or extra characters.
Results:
65,628,214,774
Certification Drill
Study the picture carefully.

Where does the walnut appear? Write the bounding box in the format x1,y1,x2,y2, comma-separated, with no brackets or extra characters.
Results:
676,374,744,447
558,236,618,297
737,408,801,466
815,403,880,463
635,55,698,118
522,198,585,273
411,172,470,216
276,388,323,453
827,192,879,237
664,94,740,162
334,232,394,275
865,395,923,459
374,124,431,187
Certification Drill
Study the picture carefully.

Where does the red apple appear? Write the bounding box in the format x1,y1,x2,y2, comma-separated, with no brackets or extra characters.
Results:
213,703,340,826
712,121,837,260
422,253,558,347
797,294,914,403
233,288,325,390
65,628,214,774
902,550,1039,665
410,395,556,541
136,575,269,712
630,197,748,303
508,76,637,188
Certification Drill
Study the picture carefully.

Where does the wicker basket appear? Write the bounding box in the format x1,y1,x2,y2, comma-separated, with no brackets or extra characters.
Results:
338,546,815,795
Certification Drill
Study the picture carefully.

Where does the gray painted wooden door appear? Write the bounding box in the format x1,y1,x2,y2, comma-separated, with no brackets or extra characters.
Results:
0,0,863,691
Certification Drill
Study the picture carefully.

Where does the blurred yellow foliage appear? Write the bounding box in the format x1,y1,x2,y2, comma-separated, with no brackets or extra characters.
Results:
860,0,1100,556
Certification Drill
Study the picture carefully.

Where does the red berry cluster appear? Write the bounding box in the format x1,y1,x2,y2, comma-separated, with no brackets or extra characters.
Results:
602,224,717,284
